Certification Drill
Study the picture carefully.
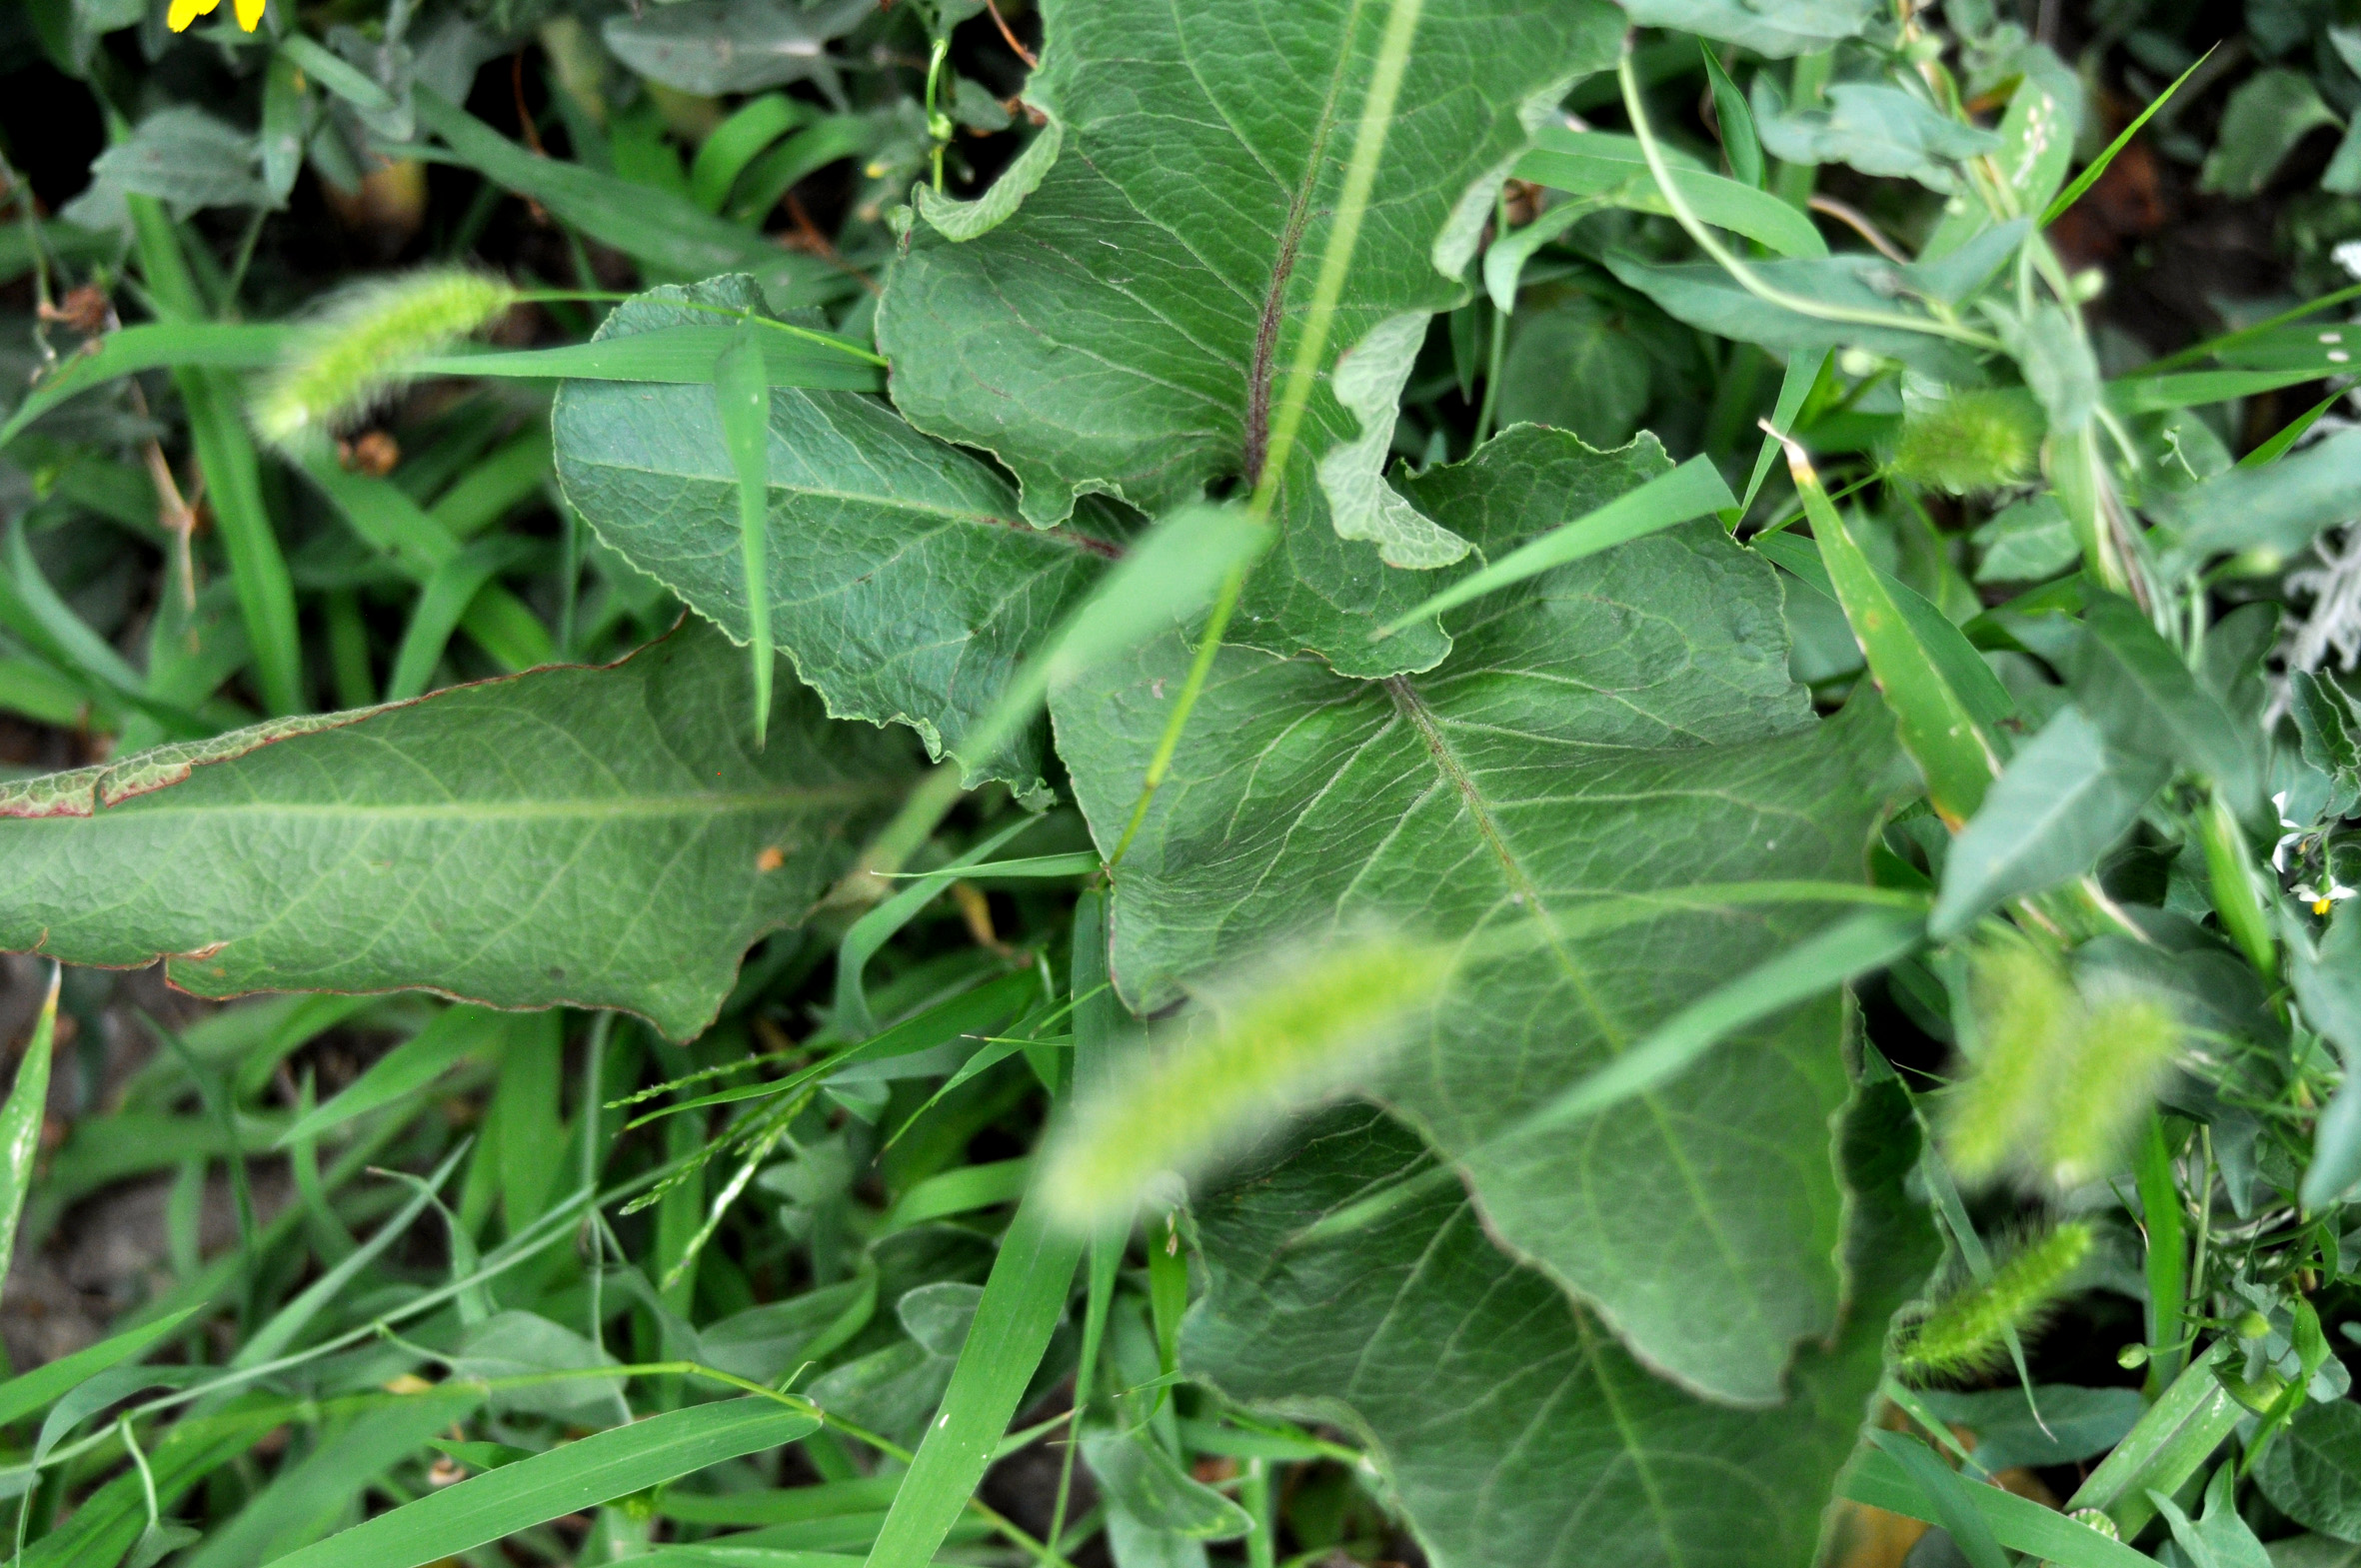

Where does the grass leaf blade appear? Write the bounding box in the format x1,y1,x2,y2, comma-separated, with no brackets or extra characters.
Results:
264,1398,818,1568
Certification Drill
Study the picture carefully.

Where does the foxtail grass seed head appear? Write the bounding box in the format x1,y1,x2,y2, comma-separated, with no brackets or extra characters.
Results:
2037,981,2181,1188
1037,933,1454,1231
252,269,518,453
1942,935,2073,1187
1941,937,2182,1192
1891,389,2042,495
1892,1221,2093,1382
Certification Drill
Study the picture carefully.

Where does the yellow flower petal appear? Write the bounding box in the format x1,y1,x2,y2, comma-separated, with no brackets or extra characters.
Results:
233,0,264,29
166,0,219,29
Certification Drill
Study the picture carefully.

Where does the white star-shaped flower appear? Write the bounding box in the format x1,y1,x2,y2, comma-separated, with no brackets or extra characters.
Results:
2274,790,2309,873
2294,879,2357,916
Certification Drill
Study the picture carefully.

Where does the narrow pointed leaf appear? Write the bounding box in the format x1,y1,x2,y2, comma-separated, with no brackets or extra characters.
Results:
264,1398,819,1568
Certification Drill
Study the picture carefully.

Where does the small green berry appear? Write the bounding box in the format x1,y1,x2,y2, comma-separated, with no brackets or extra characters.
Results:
2236,1310,2272,1340
2117,1342,2149,1368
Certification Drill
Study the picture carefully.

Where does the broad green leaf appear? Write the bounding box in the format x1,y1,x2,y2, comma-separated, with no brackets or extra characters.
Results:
2292,671,2361,814
555,279,1112,796
266,1398,820,1568
0,626,908,1040
1055,427,1901,1402
2199,69,2342,197
1973,495,2079,583
1080,1428,1252,1540
861,1198,1082,1568
1183,1080,1934,1568
879,0,1621,671
2258,1400,2361,1543
2276,1537,2361,1567
454,1311,627,1421
1494,301,1655,448
79,107,263,217
1930,707,2167,935
1924,41,2077,253
0,967,57,1283
1515,129,1827,258
1616,0,1875,56
600,0,869,96
2073,594,2259,809
1752,80,2002,192
2155,430,2361,564
1603,253,1985,381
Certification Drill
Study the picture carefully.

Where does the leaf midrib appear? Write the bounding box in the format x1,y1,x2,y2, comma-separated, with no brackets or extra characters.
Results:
52,786,898,824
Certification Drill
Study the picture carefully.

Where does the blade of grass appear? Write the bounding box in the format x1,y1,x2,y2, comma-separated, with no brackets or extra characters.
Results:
1844,1440,2149,1568
715,326,775,745
128,195,305,717
2239,381,2353,467
834,818,1040,1036
1739,350,1829,520
0,1308,199,1430
2145,282,2361,374
2106,367,2332,413
408,89,846,307
299,459,553,674
690,94,808,212
2065,1346,2242,1537
0,323,289,452
1049,892,1124,1554
277,1006,510,1148
860,1196,1083,1568
0,967,59,1285
411,327,883,388
229,1141,470,1370
2134,1110,2188,1392
1767,427,1999,825
264,1397,820,1568
1371,455,1735,638
877,1159,1032,1235
2040,46,2216,227
383,536,540,701
1864,1432,2009,1568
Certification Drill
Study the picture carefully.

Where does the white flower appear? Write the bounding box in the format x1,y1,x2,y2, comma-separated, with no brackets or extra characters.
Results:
2294,879,2357,916
2274,790,2308,872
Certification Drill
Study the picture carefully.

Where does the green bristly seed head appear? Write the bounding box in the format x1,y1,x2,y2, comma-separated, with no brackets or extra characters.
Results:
1891,389,2043,495
1942,937,2181,1191
252,269,518,452
1038,933,1454,1231
1942,934,2071,1187
1892,1221,2092,1382
2038,982,2180,1188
